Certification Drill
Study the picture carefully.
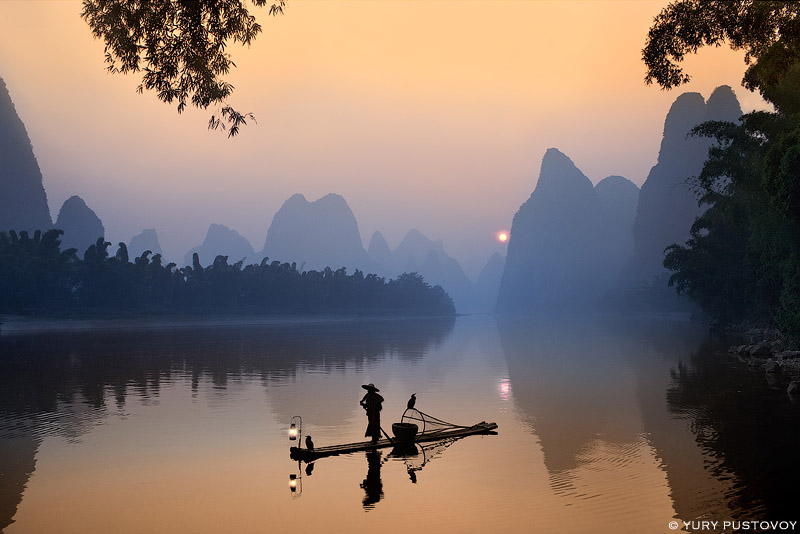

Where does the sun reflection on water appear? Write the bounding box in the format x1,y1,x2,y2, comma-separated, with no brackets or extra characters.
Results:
498,378,511,400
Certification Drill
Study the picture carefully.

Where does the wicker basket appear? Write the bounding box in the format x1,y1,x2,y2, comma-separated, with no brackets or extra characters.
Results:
391,422,418,441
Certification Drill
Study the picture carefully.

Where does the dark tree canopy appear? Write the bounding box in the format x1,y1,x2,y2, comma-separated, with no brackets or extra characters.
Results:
647,2,800,334
81,0,286,137
643,1,800,108
0,229,455,317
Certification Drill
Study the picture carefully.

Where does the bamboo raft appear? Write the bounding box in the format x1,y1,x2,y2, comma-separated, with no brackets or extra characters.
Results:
290,421,498,461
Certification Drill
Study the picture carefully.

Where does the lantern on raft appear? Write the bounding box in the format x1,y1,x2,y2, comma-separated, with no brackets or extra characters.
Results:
289,416,302,442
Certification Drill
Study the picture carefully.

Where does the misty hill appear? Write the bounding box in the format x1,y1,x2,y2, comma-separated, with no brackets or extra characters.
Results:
55,196,104,254
260,193,374,272
397,230,475,311
367,231,393,273
476,252,505,311
128,229,162,260
368,228,480,313
0,76,51,233
496,148,602,313
595,175,640,280
184,223,255,267
392,229,447,273
627,86,742,282
254,194,478,311
496,149,639,314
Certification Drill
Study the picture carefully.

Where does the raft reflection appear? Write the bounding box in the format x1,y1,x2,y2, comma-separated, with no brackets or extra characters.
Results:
291,436,470,509
5,315,795,533
0,317,455,531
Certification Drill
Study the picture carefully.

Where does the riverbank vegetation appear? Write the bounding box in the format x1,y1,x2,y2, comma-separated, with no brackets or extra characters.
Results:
644,1,800,337
0,230,455,316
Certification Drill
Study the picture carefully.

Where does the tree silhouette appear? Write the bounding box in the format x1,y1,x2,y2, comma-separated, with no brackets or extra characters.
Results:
81,0,286,137
0,229,76,310
0,230,455,317
643,1,800,105
646,1,800,334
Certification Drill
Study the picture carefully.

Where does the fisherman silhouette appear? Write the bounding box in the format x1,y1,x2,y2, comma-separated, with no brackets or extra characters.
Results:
360,383,384,444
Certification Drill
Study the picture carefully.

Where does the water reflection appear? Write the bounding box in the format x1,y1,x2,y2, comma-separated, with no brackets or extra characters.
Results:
666,337,800,519
3,315,799,532
389,443,421,483
619,323,736,525
361,449,384,509
497,316,800,527
498,316,711,517
497,317,647,474
358,438,465,507
0,317,455,421
0,317,454,531
0,433,38,532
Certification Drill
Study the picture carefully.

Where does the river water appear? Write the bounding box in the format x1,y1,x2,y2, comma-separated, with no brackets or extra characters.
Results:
1,315,798,533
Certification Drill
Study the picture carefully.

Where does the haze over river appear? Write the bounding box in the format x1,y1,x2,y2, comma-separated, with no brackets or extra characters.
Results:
1,316,798,533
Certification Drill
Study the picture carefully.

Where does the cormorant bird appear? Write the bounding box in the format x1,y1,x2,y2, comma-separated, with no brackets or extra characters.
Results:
407,393,417,410
305,435,314,451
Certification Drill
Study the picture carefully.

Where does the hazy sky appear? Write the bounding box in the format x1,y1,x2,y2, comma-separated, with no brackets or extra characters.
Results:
0,1,768,278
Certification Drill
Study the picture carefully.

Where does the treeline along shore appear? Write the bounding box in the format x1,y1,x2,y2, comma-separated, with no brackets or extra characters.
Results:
0,229,456,316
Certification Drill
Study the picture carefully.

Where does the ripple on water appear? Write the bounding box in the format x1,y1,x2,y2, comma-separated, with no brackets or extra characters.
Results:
545,437,676,525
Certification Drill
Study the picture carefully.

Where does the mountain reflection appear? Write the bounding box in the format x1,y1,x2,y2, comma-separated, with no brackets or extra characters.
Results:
6,315,797,531
0,316,454,530
498,317,725,520
665,336,800,519
0,434,38,532
498,316,800,525
497,317,646,474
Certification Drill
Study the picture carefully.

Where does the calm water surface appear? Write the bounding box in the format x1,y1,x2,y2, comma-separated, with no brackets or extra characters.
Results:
1,316,798,533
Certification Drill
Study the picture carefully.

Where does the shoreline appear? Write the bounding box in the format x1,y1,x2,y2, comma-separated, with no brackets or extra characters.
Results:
0,310,703,335
0,312,457,335
725,328,800,394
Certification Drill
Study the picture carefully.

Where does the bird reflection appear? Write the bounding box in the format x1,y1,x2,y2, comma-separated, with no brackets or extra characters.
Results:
408,467,417,484
391,442,421,484
361,449,383,509
305,462,315,477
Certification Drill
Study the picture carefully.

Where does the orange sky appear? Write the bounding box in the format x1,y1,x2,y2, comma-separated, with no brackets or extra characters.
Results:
0,1,767,276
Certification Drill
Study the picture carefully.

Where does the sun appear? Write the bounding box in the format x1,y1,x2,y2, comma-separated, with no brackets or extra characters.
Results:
497,231,509,243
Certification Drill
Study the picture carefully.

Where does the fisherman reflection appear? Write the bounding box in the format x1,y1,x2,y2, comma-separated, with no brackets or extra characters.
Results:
361,449,384,508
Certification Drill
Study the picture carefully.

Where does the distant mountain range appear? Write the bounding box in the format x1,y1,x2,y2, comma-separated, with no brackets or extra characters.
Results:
259,193,374,272
367,228,488,313
626,85,742,283
184,223,256,268
496,85,743,314
128,229,162,260
2,69,743,316
55,196,104,254
495,148,639,314
1,76,108,256
0,76,52,233
177,194,497,313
